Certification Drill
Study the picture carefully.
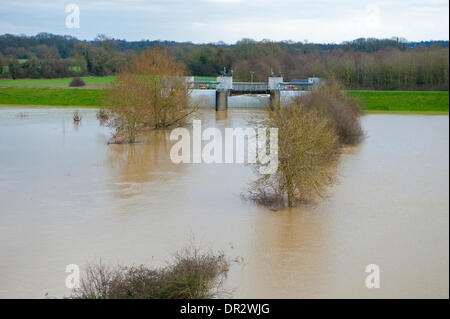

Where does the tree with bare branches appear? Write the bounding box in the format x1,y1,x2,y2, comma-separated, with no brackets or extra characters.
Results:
105,48,195,143
249,102,340,208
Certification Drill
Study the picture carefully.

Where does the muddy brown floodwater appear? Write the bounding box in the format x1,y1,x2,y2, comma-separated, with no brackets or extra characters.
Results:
0,107,448,298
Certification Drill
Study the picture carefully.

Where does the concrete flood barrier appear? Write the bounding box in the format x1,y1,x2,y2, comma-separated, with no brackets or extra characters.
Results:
188,75,318,109
189,89,309,108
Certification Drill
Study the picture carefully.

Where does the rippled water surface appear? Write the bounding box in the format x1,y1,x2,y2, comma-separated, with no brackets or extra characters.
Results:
0,107,448,298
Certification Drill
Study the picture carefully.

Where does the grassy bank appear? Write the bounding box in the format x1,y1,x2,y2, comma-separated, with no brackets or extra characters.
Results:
0,76,115,88
346,90,449,113
0,86,448,113
0,88,104,107
0,76,211,88
194,76,216,81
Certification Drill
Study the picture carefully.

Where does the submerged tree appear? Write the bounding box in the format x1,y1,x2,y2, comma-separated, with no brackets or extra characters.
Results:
105,48,195,143
296,79,363,145
248,80,363,208
249,102,339,208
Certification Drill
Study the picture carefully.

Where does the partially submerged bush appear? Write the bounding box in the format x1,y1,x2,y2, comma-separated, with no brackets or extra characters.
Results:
73,110,82,122
69,76,86,87
249,103,339,208
247,79,363,208
105,48,195,143
96,108,109,120
295,79,363,145
70,247,229,299
245,174,285,210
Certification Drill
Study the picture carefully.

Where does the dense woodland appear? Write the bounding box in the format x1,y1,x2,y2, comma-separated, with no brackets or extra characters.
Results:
0,33,448,90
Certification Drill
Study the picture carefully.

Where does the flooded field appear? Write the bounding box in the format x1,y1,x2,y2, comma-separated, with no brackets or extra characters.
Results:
0,107,448,298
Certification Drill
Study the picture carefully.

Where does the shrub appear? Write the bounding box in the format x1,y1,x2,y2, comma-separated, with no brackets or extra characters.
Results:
69,76,86,87
73,110,82,122
248,102,340,207
96,108,109,120
70,247,229,299
296,79,363,145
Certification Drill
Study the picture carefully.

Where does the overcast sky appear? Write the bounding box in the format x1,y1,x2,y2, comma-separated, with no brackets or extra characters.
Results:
1,0,448,43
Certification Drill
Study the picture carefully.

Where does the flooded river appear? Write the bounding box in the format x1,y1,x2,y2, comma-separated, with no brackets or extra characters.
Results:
0,107,448,298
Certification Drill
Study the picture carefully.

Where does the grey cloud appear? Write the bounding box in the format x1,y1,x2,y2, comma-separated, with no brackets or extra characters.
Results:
0,0,448,42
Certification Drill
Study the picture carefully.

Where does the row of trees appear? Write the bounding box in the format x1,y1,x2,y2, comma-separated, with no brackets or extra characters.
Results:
0,34,427,60
3,56,81,79
0,41,131,78
1,33,448,90
234,46,449,90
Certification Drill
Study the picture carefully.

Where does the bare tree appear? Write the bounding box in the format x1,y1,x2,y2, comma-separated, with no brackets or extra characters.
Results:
105,48,196,143
296,79,364,145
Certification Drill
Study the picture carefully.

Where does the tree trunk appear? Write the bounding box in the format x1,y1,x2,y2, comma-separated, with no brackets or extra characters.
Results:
286,176,294,208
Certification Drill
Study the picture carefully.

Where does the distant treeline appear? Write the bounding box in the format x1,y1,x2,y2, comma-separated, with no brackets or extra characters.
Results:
0,33,448,90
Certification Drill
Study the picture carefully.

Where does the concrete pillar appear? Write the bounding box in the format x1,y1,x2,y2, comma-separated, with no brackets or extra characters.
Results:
308,77,321,85
269,90,280,110
268,76,283,90
216,76,233,90
215,76,232,111
216,110,228,121
185,76,195,89
215,90,229,111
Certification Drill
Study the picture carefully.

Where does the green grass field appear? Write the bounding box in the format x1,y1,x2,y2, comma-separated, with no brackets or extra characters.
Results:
0,76,214,87
0,88,104,107
346,90,449,113
194,76,216,81
0,85,448,113
0,76,115,88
